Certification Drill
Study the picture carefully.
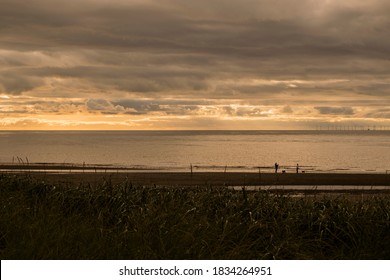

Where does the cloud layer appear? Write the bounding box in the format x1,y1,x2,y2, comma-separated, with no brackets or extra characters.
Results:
1,0,390,129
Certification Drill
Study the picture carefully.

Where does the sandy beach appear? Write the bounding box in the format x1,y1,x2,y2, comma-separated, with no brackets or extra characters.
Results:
2,165,389,187
2,163,390,196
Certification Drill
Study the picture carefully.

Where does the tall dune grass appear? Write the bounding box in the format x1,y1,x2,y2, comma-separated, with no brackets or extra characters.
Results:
0,174,389,259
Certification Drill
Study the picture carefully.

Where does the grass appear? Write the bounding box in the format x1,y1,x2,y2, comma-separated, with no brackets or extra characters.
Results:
0,174,389,259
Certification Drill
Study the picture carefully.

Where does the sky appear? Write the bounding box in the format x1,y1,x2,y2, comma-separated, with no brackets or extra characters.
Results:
1,0,390,130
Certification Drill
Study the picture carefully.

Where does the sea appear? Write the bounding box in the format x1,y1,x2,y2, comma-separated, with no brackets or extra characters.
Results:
0,130,389,174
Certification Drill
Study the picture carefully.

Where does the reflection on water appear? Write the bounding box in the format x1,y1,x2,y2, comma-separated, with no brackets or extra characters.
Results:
0,130,389,173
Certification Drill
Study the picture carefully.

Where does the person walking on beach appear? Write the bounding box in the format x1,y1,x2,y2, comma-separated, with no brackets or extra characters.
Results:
274,162,279,173
296,163,299,173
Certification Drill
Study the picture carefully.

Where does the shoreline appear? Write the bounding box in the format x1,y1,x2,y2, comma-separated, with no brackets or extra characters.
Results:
1,163,388,174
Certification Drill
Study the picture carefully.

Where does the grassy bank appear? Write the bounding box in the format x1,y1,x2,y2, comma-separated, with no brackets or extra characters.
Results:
1,174,389,259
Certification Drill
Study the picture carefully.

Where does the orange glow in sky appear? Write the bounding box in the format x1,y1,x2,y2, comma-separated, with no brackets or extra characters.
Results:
1,0,390,130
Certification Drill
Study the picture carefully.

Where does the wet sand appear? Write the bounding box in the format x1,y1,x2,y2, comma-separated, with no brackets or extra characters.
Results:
4,169,389,187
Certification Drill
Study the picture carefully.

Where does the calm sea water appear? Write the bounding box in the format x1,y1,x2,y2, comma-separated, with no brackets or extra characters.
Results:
0,130,389,173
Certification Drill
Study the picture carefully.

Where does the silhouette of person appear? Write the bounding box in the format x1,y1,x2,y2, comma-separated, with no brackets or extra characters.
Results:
275,162,279,173
296,163,299,173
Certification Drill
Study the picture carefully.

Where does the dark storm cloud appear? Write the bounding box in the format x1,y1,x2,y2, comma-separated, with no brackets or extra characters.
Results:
2,0,389,58
0,74,42,94
0,1,383,52
94,98,215,116
112,99,212,111
86,98,200,115
315,107,355,116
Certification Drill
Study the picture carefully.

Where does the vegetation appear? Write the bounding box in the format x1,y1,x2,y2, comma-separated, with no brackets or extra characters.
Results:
0,174,389,259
